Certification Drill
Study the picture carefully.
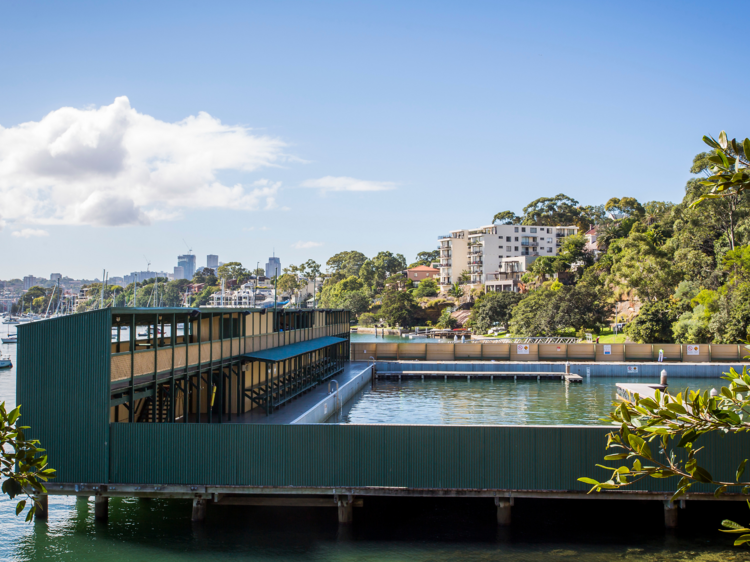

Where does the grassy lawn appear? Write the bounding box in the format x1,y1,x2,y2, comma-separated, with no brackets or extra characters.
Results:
597,329,627,343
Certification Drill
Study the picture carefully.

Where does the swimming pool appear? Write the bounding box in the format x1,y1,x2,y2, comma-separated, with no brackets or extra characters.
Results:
325,376,724,425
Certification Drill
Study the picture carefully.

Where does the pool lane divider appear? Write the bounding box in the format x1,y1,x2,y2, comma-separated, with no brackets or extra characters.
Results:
375,371,583,383
291,363,375,424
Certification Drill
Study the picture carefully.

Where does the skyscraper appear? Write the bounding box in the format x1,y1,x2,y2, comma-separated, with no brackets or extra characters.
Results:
173,266,185,280
207,254,219,270
177,254,196,280
265,255,281,278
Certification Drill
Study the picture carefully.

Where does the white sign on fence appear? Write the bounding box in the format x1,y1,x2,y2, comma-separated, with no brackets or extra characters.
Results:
603,344,611,355
687,345,700,356
516,344,530,355
627,366,639,373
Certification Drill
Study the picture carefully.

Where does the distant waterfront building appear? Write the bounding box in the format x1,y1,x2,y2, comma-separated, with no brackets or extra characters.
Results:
207,255,219,270
265,255,281,278
124,271,168,285
23,275,37,290
178,254,196,280
438,224,579,291
174,266,185,280
108,276,125,287
50,273,62,282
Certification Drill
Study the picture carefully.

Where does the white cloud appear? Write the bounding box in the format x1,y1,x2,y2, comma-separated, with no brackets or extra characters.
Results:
292,241,323,249
0,97,288,227
12,228,49,238
300,176,396,192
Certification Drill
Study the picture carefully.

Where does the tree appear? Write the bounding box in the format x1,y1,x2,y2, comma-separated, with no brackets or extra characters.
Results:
624,300,682,343
380,287,418,328
436,308,458,329
251,268,265,277
521,194,582,226
338,290,371,316
414,278,439,298
472,292,522,334
217,262,250,284
509,289,557,336
447,283,464,300
372,251,407,289
605,197,645,219
326,251,368,278
458,270,471,285
552,283,614,334
1,403,55,521
409,250,440,268
276,273,300,297
492,210,520,225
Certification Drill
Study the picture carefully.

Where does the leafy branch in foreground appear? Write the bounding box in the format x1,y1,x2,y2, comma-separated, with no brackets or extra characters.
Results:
692,131,750,206
1,402,55,521
579,366,750,544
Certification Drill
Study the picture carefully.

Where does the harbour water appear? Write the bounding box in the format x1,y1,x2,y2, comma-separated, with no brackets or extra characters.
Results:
1,334,747,560
326,376,723,425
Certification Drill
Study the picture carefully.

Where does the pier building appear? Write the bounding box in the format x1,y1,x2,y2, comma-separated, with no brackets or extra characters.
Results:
15,315,750,528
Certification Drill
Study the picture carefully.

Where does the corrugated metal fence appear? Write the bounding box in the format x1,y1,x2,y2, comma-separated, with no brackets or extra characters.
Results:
16,309,111,483
109,423,750,493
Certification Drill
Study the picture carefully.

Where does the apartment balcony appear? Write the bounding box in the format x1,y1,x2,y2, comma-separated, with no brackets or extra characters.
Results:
486,272,523,282
467,259,483,266
556,232,567,238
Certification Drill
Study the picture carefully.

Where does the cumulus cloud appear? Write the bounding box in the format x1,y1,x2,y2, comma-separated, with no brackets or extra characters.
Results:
292,241,322,249
12,228,49,238
0,97,287,227
300,176,396,193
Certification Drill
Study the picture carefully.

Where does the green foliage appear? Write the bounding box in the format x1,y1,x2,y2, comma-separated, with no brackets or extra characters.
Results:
414,278,439,298
409,250,440,268
436,308,458,329
492,210,521,225
692,131,750,206
509,289,556,336
217,262,250,284
582,366,750,545
358,312,378,326
509,279,613,336
326,251,368,278
380,286,418,328
605,197,645,218
447,283,464,299
338,290,371,316
1,403,55,521
624,300,682,343
472,291,522,334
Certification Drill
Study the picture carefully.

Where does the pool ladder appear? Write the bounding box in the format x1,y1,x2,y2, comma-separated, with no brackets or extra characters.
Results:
329,380,340,420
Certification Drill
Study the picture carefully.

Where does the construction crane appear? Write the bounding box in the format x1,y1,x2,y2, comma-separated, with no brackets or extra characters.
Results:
144,255,151,272
183,239,193,255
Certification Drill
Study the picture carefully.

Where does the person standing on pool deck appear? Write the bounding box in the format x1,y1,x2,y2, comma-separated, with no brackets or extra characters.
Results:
658,348,664,362
596,335,600,344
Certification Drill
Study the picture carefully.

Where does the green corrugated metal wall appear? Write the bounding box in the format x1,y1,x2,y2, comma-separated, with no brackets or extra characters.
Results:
16,309,111,483
109,424,750,492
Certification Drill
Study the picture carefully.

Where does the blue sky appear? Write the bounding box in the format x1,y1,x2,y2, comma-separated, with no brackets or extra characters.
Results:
1,1,749,280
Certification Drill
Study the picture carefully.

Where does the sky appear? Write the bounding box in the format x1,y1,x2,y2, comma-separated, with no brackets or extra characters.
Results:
1,0,750,280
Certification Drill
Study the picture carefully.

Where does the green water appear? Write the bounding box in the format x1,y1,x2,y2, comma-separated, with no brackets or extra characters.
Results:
1,336,745,560
328,377,722,425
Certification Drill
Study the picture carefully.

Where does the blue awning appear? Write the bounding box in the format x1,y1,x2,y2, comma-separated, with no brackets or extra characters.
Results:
242,336,346,362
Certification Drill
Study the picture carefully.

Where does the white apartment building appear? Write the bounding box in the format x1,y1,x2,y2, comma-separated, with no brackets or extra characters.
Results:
438,224,579,292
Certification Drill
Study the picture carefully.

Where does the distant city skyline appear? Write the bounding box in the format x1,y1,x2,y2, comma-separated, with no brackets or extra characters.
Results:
2,2,750,278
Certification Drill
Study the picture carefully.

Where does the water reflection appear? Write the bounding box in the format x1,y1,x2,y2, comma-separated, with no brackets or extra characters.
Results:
332,377,724,425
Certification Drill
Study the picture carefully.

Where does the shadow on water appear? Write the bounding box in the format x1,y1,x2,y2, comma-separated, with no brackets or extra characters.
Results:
8,495,750,561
